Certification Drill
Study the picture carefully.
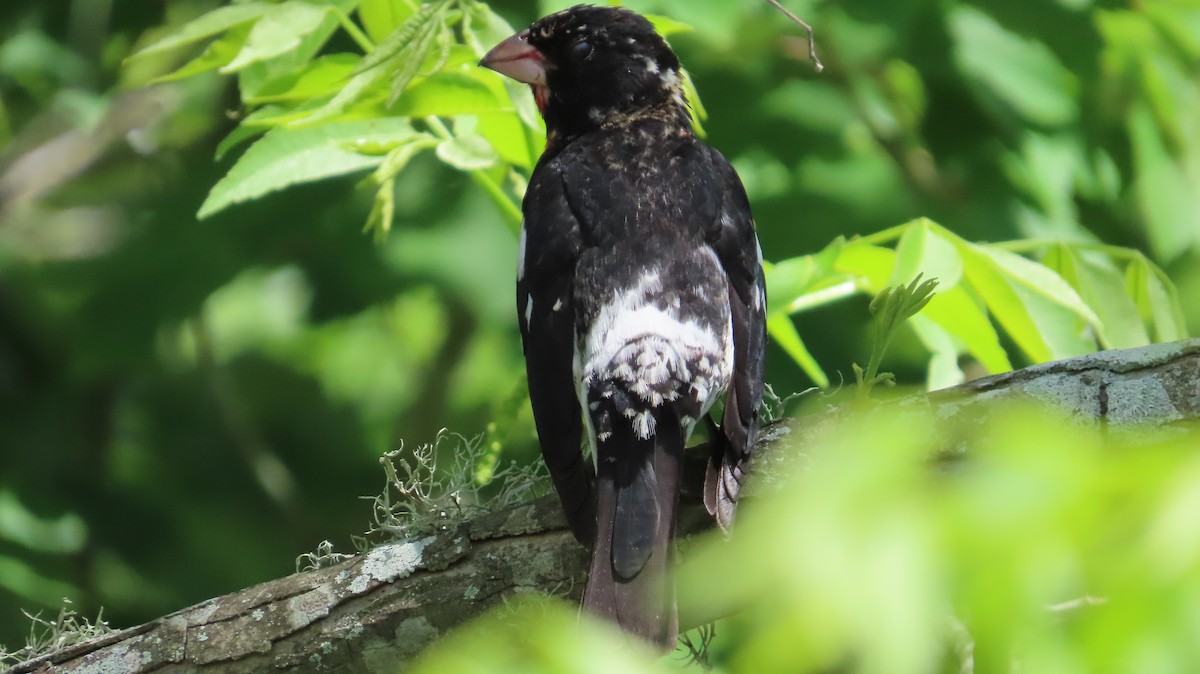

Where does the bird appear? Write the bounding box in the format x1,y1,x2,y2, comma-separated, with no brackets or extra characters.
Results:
481,5,767,649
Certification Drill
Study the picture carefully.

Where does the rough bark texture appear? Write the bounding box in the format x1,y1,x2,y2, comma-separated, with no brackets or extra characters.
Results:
12,340,1199,673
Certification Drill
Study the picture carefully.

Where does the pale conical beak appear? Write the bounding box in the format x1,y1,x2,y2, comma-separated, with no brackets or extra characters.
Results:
479,30,547,86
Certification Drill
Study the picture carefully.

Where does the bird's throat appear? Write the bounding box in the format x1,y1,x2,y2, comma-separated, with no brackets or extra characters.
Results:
532,84,550,115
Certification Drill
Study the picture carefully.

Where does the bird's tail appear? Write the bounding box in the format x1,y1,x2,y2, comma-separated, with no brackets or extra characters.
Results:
582,394,682,650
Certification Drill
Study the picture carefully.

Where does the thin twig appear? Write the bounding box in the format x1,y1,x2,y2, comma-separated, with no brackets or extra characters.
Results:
763,0,824,72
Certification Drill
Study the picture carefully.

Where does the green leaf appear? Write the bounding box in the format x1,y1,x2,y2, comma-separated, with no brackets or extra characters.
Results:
460,1,515,57
357,0,415,45
234,0,357,100
890,218,962,288
390,71,507,118
300,2,446,124
839,227,1012,374
869,274,937,337
411,597,667,674
1002,132,1083,236
221,1,334,73
1043,245,1149,349
765,238,846,314
767,313,829,387
765,256,831,311
958,244,1097,362
386,18,446,105
891,222,1007,373
680,67,707,136
645,14,696,38
762,81,858,134
0,555,82,605
1126,257,1188,342
243,53,359,104
881,58,926,131
364,177,396,240
435,133,498,170
858,275,939,396
198,118,416,219
293,66,388,125
976,246,1100,327
129,3,272,59
1128,102,1200,261
920,285,1012,374
354,0,445,76
835,241,895,290
214,105,287,161
462,3,541,133
948,6,1078,126
907,315,965,389
1144,2,1200,60
150,27,248,82
477,111,533,169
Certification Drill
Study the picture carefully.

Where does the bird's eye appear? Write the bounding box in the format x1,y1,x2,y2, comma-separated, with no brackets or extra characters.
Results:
568,39,593,62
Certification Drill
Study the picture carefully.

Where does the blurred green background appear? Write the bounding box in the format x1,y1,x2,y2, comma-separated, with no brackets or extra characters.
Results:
0,0,1198,654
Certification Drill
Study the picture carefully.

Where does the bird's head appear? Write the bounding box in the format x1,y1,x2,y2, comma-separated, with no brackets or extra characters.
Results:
480,5,689,140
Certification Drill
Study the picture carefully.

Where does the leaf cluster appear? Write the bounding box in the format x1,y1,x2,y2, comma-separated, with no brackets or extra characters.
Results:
127,0,540,235
125,0,704,240
413,404,1200,673
767,218,1187,390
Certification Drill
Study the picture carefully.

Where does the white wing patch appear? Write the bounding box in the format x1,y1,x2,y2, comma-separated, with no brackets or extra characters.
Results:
516,222,527,282
751,279,764,313
578,263,733,441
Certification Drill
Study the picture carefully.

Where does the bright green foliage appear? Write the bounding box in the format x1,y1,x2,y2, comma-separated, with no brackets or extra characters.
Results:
128,0,1193,389
127,0,546,235
679,404,1200,674
198,117,421,217
853,273,937,398
126,0,713,239
1,0,1200,663
412,596,672,674
415,405,1200,674
767,219,1185,390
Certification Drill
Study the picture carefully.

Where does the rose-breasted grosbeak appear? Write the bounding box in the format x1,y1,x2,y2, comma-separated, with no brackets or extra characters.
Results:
482,5,766,648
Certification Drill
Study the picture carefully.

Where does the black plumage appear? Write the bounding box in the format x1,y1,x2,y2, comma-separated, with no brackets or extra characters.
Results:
482,5,767,648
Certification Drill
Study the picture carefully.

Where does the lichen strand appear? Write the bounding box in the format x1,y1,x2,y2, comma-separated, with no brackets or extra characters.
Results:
347,539,429,594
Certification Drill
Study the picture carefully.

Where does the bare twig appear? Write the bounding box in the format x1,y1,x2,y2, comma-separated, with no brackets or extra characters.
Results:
764,0,824,72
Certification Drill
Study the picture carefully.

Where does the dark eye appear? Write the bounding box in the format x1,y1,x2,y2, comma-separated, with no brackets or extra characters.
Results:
568,39,592,62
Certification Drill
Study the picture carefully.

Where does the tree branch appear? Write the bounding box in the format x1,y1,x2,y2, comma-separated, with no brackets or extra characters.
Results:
14,340,1200,673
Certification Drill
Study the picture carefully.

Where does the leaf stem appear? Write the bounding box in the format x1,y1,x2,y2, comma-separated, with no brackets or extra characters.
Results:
853,223,908,247
784,279,859,314
425,116,523,234
473,170,523,233
423,115,452,138
334,8,376,53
